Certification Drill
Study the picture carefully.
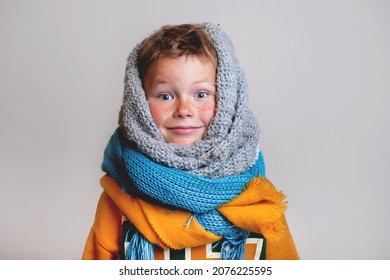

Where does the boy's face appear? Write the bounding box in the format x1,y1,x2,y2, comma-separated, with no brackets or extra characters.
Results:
144,55,216,146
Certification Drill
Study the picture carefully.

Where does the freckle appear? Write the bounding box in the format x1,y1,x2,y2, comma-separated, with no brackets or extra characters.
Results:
199,105,215,115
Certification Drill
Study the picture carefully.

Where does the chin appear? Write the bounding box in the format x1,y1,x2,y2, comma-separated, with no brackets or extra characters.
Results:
167,138,200,146
173,140,197,146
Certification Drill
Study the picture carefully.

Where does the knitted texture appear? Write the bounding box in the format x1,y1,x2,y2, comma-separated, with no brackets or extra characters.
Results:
95,175,290,259
102,129,266,259
103,129,265,213
118,22,260,179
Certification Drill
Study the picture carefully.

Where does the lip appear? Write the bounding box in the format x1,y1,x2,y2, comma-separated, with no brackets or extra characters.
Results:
167,126,202,134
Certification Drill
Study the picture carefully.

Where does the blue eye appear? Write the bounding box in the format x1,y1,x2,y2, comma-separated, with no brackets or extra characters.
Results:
158,93,173,101
196,91,208,98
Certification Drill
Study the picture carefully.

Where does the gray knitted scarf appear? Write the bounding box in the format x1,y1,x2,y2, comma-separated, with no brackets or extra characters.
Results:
119,22,260,179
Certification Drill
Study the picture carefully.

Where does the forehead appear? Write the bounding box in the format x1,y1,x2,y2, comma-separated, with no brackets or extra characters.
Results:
144,55,216,82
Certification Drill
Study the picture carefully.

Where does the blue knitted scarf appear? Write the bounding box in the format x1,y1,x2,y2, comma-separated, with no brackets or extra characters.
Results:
102,128,266,260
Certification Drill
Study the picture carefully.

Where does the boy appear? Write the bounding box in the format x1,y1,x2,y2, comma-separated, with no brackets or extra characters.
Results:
82,23,299,260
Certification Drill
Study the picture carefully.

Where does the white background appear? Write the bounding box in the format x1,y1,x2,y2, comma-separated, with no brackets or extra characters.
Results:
1,0,389,259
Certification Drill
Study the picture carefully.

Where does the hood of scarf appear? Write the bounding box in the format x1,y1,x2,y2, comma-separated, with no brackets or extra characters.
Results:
118,22,260,179
100,175,287,250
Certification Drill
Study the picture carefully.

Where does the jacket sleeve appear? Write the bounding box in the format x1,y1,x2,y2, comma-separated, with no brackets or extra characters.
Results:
82,192,123,260
266,214,300,260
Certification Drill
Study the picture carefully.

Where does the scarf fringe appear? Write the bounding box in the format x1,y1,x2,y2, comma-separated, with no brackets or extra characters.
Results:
125,228,154,260
261,219,286,243
220,231,250,260
125,224,248,260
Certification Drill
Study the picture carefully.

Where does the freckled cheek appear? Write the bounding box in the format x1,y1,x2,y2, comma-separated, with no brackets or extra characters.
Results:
198,103,216,124
148,104,170,126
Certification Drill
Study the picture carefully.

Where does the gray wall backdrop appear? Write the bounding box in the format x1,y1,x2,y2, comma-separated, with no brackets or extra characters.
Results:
1,0,389,259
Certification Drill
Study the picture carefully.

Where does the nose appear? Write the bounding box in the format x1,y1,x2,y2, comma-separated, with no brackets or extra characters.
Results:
174,99,194,118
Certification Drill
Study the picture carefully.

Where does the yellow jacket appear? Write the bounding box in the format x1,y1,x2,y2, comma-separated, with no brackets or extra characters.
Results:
82,175,299,260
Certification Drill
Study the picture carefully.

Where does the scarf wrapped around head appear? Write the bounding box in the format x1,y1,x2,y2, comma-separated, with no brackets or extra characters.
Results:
103,23,269,260
118,22,260,179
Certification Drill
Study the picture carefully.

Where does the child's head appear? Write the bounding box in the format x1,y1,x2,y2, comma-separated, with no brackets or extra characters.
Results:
136,24,218,146
119,23,260,178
